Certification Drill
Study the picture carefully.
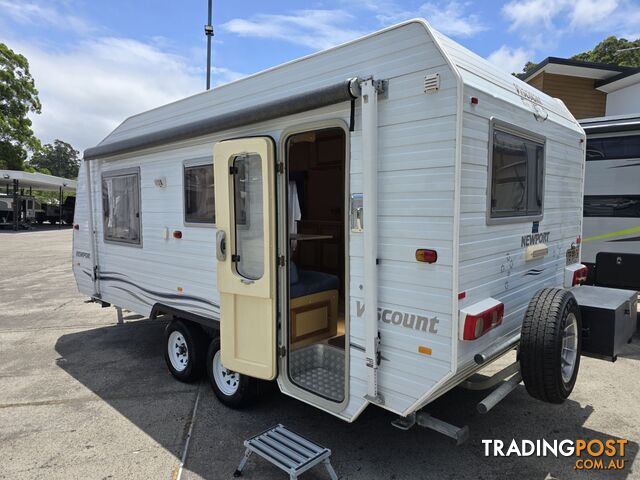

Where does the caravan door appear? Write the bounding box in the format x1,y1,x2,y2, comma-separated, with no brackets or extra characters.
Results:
214,137,277,380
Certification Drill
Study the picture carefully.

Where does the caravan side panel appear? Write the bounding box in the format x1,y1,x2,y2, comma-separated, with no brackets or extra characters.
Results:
437,33,585,386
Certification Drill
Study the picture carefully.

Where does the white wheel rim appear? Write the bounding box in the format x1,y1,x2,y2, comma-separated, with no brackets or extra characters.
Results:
168,331,189,372
213,350,240,396
561,313,578,383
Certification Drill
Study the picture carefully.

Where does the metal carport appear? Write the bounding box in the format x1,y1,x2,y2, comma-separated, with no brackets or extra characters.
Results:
0,170,77,231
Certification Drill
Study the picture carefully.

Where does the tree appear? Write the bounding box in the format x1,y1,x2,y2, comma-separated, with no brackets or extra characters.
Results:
0,43,41,170
516,35,640,78
29,140,80,179
572,36,640,67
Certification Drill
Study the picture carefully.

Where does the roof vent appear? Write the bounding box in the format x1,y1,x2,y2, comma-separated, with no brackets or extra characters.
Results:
424,73,440,93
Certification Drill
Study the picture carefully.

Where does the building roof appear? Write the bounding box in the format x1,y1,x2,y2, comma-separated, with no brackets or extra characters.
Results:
579,113,640,133
596,70,640,92
522,56,635,82
0,170,77,192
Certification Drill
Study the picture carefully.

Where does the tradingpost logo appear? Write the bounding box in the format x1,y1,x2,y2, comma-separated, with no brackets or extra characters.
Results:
482,438,629,471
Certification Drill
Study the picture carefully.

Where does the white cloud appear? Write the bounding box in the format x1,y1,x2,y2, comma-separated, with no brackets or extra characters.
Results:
569,0,619,28
502,0,563,30
503,0,640,36
0,0,94,34
487,45,533,74
418,2,486,37
2,37,245,152
355,0,486,37
222,10,366,50
0,1,247,153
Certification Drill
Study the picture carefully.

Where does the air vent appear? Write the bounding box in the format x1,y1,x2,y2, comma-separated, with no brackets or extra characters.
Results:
424,73,440,93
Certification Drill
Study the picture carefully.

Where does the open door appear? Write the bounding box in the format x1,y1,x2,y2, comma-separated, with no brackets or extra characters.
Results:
214,137,277,380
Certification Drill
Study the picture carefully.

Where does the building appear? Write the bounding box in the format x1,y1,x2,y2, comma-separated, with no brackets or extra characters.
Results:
522,57,640,119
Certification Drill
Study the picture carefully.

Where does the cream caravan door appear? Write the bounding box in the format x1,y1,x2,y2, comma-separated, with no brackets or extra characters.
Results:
214,137,277,380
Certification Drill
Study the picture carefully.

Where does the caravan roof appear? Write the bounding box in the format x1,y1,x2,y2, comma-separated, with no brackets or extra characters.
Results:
85,19,582,161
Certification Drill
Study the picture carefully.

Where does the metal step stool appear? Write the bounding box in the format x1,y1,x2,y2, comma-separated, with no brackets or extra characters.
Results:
234,424,338,480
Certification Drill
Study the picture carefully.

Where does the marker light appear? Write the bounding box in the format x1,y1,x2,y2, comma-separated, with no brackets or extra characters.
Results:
416,249,438,263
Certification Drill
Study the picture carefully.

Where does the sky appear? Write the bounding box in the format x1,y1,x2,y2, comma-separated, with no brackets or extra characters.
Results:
1,0,639,153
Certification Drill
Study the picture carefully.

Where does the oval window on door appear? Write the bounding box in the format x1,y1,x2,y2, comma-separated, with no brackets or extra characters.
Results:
233,153,264,280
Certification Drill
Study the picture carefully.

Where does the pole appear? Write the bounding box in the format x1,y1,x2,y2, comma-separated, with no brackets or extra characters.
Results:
12,179,18,231
205,0,214,90
59,186,63,228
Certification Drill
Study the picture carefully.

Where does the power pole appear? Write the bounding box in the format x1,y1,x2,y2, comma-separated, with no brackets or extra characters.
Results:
205,0,214,90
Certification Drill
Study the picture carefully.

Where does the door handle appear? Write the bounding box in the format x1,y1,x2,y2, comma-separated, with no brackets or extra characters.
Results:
216,230,226,261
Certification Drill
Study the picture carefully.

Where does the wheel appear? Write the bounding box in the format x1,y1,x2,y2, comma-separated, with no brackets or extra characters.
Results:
164,319,205,382
520,288,582,404
206,336,257,408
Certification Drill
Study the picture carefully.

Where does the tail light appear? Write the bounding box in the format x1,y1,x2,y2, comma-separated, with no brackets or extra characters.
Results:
462,302,504,341
572,266,588,286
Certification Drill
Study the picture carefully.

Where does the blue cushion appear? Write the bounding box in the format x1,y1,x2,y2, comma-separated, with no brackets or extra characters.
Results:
290,270,339,298
290,261,299,284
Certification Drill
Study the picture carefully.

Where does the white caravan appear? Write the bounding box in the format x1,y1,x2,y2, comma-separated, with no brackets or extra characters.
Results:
581,114,640,290
73,20,596,436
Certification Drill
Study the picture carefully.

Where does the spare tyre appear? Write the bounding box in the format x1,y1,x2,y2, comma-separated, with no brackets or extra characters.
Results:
520,288,582,404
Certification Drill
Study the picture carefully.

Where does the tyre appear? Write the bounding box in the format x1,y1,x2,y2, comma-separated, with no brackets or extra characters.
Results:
164,319,205,382
520,288,582,404
206,336,257,408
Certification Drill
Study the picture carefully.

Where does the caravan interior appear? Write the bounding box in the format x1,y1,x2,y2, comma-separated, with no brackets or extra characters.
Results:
286,127,347,402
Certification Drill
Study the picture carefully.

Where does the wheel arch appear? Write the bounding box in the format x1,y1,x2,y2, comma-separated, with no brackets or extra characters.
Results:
151,303,219,337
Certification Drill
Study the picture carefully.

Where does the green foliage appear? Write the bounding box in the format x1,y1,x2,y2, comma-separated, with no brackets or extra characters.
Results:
571,36,640,67
29,139,80,179
0,43,41,170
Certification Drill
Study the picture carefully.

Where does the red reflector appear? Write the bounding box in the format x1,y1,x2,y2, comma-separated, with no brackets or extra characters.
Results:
416,249,437,263
463,303,504,340
572,266,588,286
470,96,479,104
576,236,581,244
173,230,183,239
73,224,79,230
458,292,466,300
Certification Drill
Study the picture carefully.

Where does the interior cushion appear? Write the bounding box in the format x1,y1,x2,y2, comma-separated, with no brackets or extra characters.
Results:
290,270,339,298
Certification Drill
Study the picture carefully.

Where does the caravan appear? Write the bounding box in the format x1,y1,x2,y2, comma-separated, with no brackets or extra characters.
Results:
73,20,612,434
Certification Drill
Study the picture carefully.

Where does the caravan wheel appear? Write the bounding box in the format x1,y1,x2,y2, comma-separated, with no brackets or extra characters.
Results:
520,288,582,404
206,336,256,408
164,319,204,382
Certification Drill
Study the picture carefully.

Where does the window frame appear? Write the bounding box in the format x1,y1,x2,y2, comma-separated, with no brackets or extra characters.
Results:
183,158,216,227
585,133,640,161
102,166,142,246
486,118,546,225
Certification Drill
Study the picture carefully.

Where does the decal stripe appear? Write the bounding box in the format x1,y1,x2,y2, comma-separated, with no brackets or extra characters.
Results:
97,272,220,310
583,226,640,243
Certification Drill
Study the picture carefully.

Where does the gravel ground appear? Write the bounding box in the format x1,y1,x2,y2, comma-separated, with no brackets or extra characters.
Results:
1,228,638,480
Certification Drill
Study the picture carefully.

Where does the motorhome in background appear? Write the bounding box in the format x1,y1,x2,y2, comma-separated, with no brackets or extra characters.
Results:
580,115,640,290
72,20,634,436
524,58,640,291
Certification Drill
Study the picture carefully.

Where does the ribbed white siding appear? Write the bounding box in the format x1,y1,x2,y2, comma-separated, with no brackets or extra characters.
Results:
433,31,585,387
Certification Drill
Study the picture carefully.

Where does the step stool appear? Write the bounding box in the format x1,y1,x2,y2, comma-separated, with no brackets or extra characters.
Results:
234,424,338,480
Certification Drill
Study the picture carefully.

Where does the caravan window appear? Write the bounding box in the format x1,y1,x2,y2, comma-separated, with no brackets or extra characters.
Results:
184,163,215,224
586,135,640,160
102,169,141,244
488,122,545,222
